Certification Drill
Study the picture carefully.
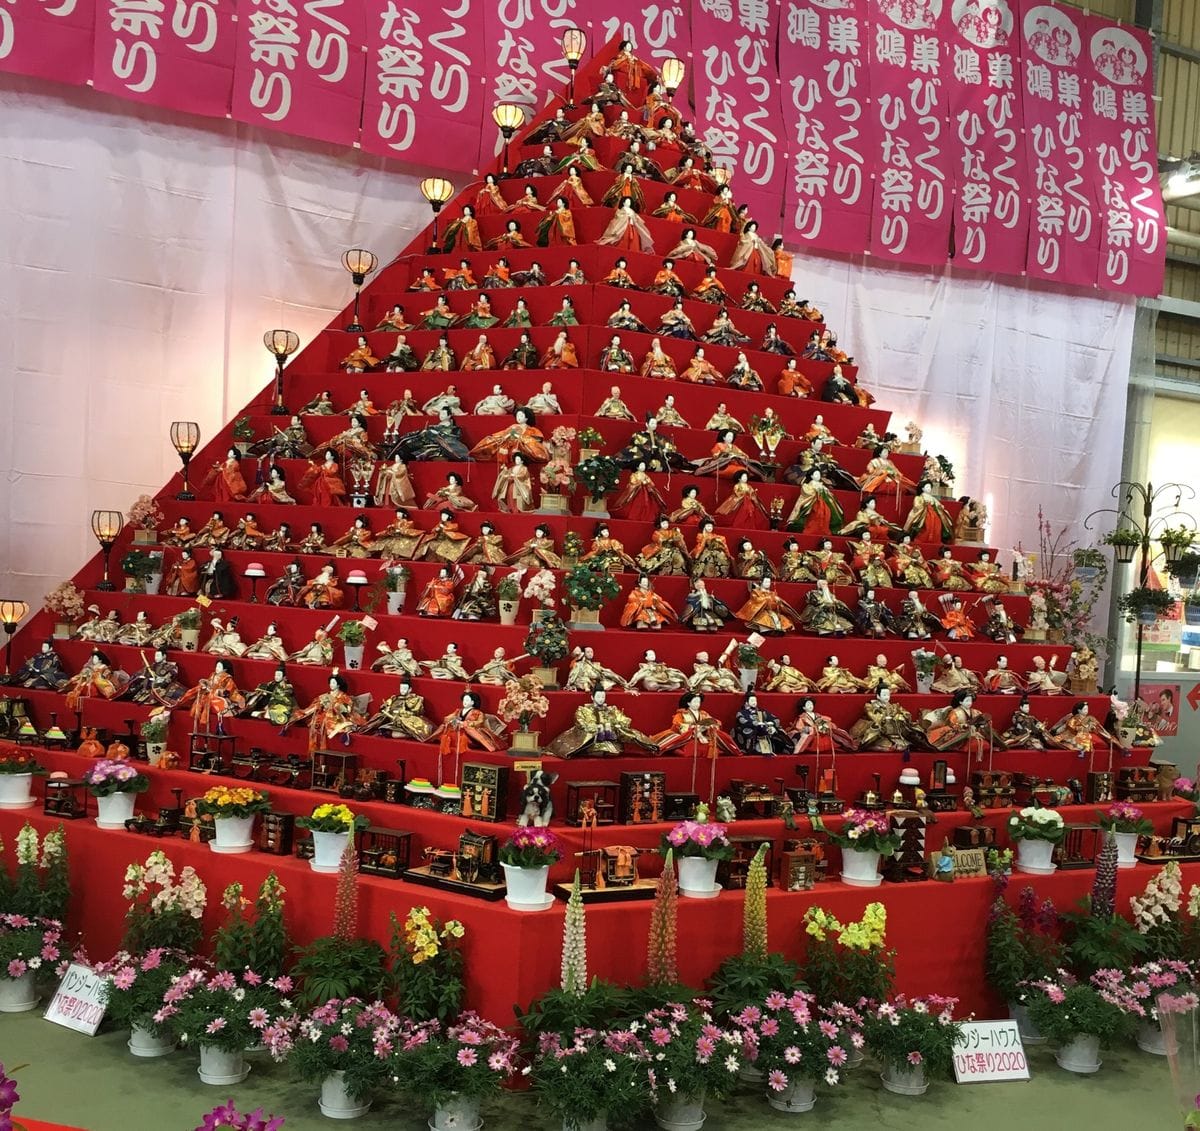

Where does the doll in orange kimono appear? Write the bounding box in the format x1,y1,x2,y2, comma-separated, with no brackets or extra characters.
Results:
442,204,482,252
610,39,658,93
902,482,954,544
416,566,460,617
652,693,740,757
735,578,804,634
940,598,976,640
539,331,580,369
171,659,245,734
474,173,507,216
715,472,770,529
297,564,344,610
537,198,578,246
63,649,128,712
209,450,248,502
429,691,506,762
619,575,677,630
302,450,348,507
164,549,200,597
288,673,366,752
469,407,549,463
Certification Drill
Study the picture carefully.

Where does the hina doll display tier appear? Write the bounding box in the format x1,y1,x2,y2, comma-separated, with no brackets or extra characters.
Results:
1,802,1190,1022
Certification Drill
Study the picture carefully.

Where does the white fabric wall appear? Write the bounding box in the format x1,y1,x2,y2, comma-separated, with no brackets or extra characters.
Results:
0,74,1134,612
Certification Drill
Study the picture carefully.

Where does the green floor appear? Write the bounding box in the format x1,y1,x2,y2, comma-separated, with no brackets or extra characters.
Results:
0,1010,1179,1130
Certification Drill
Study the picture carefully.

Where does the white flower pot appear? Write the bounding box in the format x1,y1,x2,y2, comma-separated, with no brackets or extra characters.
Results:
430,1095,481,1131
845,1043,865,1068
343,644,365,671
1016,838,1057,874
676,856,720,898
880,1064,928,1096
840,848,883,887
653,1088,706,1131
96,791,137,829
1114,831,1138,869
767,1077,816,1112
1137,1020,1170,1056
128,1022,176,1058
145,741,167,764
739,1061,765,1083
179,628,200,651
0,970,38,1013
144,573,163,595
198,1043,251,1085
916,674,934,694
739,667,758,693
1007,1001,1045,1045
502,863,551,911
387,591,405,615
0,774,34,809
320,1070,373,1119
498,599,519,626
1055,1034,1102,1074
563,1118,608,1131
311,829,352,872
211,814,256,854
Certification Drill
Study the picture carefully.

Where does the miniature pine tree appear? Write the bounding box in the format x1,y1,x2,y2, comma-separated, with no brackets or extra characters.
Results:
743,843,769,964
332,838,360,941
647,848,678,986
560,869,589,996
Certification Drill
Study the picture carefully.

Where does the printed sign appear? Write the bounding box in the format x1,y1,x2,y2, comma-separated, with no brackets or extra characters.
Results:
952,1019,1030,1083
44,962,109,1036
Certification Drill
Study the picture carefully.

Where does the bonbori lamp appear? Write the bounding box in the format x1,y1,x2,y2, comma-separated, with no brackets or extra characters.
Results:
90,510,124,592
492,103,527,178
661,57,686,102
263,330,300,416
340,248,379,333
170,421,200,501
0,600,28,684
562,27,587,108
420,177,455,254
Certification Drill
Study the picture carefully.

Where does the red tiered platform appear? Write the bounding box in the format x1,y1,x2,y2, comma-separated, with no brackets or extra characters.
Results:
0,44,1161,1021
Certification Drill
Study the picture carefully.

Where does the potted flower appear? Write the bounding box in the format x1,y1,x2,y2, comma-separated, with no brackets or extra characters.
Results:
912,648,937,694
1118,585,1177,625
1009,805,1066,873
1123,959,1193,1055
0,749,44,809
83,758,150,829
121,549,164,594
384,564,410,615
337,619,368,670
1160,525,1197,564
984,883,1064,1042
1098,802,1153,868
297,803,369,873
497,570,523,626
0,913,62,1013
663,818,733,897
562,530,585,567
268,997,399,1118
577,426,604,459
141,713,170,763
231,415,256,455
1072,547,1106,583
391,1011,519,1131
564,562,620,629
524,568,558,620
389,907,466,1024
497,674,550,753
43,580,86,638
829,808,900,887
176,607,202,651
1103,526,1143,564
1022,970,1137,1074
642,1000,742,1131
736,642,763,692
158,966,287,1085
195,786,271,854
734,989,846,1113
574,454,620,517
531,1027,651,1131
119,849,208,954
539,426,577,514
525,609,569,689
498,826,563,910
98,946,197,1056
802,903,895,1009
1168,548,1200,592
865,995,964,1095
127,494,164,543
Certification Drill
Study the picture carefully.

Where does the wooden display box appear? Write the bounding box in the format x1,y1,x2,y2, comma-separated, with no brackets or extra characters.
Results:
718,837,774,890
312,751,356,794
461,762,508,822
1014,774,1058,807
294,829,314,860
188,732,235,774
664,791,700,821
970,770,1015,809
780,836,829,890
952,825,996,849
1055,825,1102,869
404,830,505,899
554,844,658,903
43,779,88,820
0,696,33,739
1084,771,1114,804
258,811,295,855
565,781,619,826
883,810,929,883
1116,766,1158,803
357,826,414,878
727,779,780,819
124,788,184,837
340,768,391,802
620,771,666,824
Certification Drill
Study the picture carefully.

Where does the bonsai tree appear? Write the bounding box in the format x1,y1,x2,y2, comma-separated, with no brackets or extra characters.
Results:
525,611,569,666
574,455,620,503
562,531,585,564
577,426,604,451
563,562,621,611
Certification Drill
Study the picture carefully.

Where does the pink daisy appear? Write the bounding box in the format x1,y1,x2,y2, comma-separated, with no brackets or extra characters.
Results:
457,1048,478,1067
828,1046,847,1066
784,1046,801,1064
907,1051,923,1065
329,1035,349,1052
767,1069,788,1092
205,1018,227,1034
651,1027,672,1046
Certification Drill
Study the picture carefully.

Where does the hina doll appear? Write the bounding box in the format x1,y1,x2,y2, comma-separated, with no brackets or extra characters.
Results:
122,648,188,706
598,198,655,253
507,184,546,214
296,523,328,555
462,521,508,565
458,295,497,330
243,624,289,663
266,560,306,606
202,617,248,657
651,693,740,757
602,164,645,210
326,414,377,462
511,146,558,179
702,307,750,346
680,579,733,631
428,691,506,759
408,267,442,292
540,331,580,369
470,407,548,463
537,197,577,247
563,104,606,141
966,551,1009,593
487,219,532,249
416,566,460,618
301,450,348,506
460,336,497,372
420,387,464,415
903,483,955,544
680,347,724,385
855,589,898,638
643,79,682,128
923,691,995,757
424,472,479,512
164,549,200,597
601,257,638,288
823,365,865,405
611,40,658,92
626,650,688,692
701,186,738,232
799,580,856,636
665,228,719,266
740,282,776,313
729,220,776,275
733,539,776,580
848,686,927,751
931,655,982,694
454,569,498,621
652,193,694,224
983,656,1025,694
779,539,814,583
502,333,540,370
564,648,629,693
371,639,423,678
373,457,416,508
614,417,688,472
363,681,435,740
671,485,713,527
688,653,744,694
249,466,297,506
783,438,856,492
980,598,1020,645
199,548,237,599
297,564,344,610
550,167,594,208
857,445,917,494
391,408,470,462
598,334,636,373
417,511,472,564
244,666,300,726
170,660,245,734
547,689,656,758
551,260,585,286
891,537,936,588
162,517,196,548
373,509,425,559
736,578,803,634
706,405,746,433
656,299,699,340
787,470,844,535
773,239,795,278
330,515,374,558
814,656,867,693
727,354,764,391
13,642,70,692
1000,697,1062,750
1025,655,1066,694
641,340,678,379
480,258,512,289
492,453,535,513
115,611,157,647
841,498,899,540
474,173,508,216
689,266,729,303
763,656,813,695
209,449,248,502
607,300,649,333
612,462,667,522
668,155,713,191
74,608,120,643
691,520,734,579
288,674,366,753
864,655,911,694
619,575,677,630
442,204,482,252
637,517,691,575
651,257,687,296
790,698,858,753
617,140,663,180
933,549,973,591
732,694,792,756
375,303,414,332
849,534,893,589
507,524,562,568
340,336,379,372
941,598,976,640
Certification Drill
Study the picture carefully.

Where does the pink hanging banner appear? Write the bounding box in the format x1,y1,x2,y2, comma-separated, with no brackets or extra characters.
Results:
1016,1,1098,289
359,0,485,172
0,0,94,85
690,0,788,230
92,0,236,118
1082,15,1165,296
943,0,1028,276
867,0,954,265
231,0,366,147
778,0,874,254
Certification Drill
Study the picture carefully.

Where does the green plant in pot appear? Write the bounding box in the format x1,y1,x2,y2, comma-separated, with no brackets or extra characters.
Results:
337,620,367,647
1116,586,1177,625
496,573,522,602
1167,549,1200,587
564,561,620,613
176,608,201,631
525,611,569,666
1159,525,1197,561
577,426,604,452
120,550,162,591
574,455,620,503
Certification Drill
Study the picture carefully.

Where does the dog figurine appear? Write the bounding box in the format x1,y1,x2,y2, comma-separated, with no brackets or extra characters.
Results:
518,769,559,827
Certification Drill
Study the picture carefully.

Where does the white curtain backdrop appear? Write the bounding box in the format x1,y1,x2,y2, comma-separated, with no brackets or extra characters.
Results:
0,74,1135,612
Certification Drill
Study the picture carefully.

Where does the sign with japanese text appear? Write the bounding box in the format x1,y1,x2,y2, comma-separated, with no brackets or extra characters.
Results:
952,1019,1030,1083
778,0,874,254
44,962,108,1036
360,0,485,172
690,0,787,228
943,0,1028,276
0,0,95,86
588,3,692,73
867,0,954,265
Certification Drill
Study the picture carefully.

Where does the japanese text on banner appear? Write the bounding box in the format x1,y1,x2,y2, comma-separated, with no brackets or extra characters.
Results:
232,0,367,147
778,0,873,254
1017,0,1099,288
691,0,787,228
868,0,954,265
1083,16,1165,295
589,3,691,69
92,0,236,117
943,0,1028,276
0,0,94,86
360,0,484,172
